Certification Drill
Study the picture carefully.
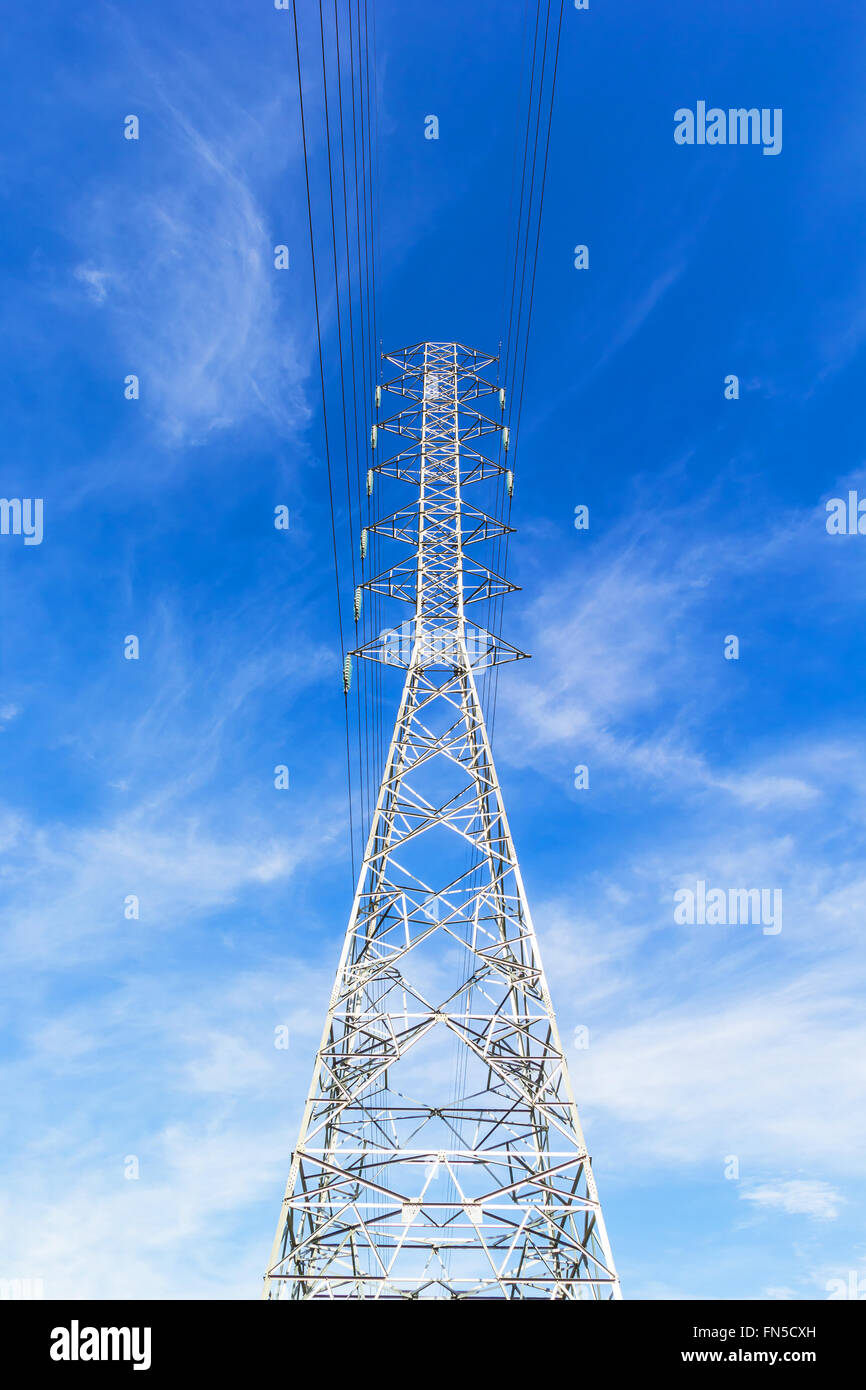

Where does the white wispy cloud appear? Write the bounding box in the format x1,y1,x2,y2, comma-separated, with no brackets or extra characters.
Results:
740,1180,842,1222
73,264,113,305
2,811,325,966
67,27,309,448
0,941,338,1298
572,982,866,1175
501,480,865,814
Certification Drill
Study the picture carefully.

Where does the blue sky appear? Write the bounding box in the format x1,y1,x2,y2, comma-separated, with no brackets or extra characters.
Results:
1,0,866,1300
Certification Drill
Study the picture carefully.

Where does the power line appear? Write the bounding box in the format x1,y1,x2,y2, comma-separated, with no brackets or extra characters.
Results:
291,0,357,884
489,0,565,746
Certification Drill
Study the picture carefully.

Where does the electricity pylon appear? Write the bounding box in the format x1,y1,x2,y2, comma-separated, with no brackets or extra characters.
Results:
263,341,621,1300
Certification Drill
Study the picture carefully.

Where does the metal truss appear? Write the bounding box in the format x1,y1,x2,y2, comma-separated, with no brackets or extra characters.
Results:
263,342,621,1300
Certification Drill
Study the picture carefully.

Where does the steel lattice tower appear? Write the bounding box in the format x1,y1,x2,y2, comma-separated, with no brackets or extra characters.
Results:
263,342,621,1300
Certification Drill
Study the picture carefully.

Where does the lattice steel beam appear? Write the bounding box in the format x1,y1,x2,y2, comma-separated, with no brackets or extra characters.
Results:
263,342,621,1301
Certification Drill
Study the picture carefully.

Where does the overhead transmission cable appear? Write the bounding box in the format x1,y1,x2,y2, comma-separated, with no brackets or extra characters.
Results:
291,0,358,884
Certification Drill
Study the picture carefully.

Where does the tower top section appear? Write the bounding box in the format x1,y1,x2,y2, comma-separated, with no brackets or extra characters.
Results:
352,341,523,673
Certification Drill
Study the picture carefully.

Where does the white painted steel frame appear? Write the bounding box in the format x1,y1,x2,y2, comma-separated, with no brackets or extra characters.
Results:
263,342,621,1300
